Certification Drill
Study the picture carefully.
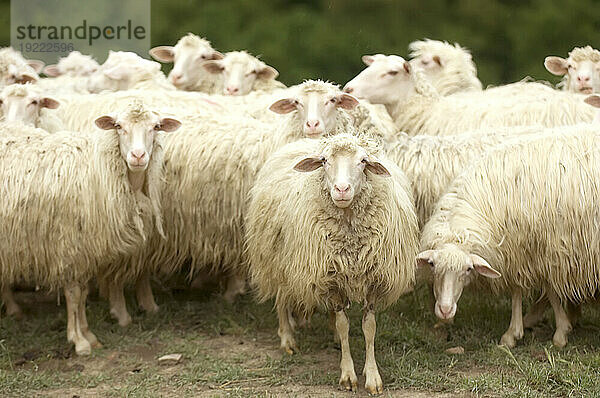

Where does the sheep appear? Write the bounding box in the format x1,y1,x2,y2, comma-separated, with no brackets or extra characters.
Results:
202,50,285,95
87,51,175,93
344,57,595,135
245,133,418,394
0,101,179,354
386,127,541,227
149,33,224,91
0,84,62,130
417,123,600,348
42,51,100,77
0,47,44,86
408,39,482,95
545,46,600,94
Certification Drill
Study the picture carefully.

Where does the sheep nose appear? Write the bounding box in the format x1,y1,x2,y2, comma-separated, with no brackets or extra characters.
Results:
334,183,350,193
226,86,239,94
438,303,453,318
343,86,353,93
578,75,590,83
170,73,182,83
131,150,146,160
306,120,320,129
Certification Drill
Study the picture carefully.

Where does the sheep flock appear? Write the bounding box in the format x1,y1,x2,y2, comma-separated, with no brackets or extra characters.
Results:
2,35,600,394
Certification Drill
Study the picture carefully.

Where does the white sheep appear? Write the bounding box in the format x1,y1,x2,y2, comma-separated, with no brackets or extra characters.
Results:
344,57,595,135
245,133,418,394
88,51,175,93
42,51,100,77
0,101,178,354
202,50,285,95
545,46,600,94
408,39,482,95
386,127,540,227
0,84,61,130
417,123,600,348
149,33,224,91
0,47,44,86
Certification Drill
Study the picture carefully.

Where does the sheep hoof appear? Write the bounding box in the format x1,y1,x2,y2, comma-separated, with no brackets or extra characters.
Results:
75,340,92,356
553,332,568,348
110,307,132,327
84,332,102,349
364,369,383,395
142,303,159,314
338,370,358,392
499,333,516,348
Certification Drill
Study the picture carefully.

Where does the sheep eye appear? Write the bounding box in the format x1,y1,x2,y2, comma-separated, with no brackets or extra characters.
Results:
329,98,337,104
467,266,473,273
30,100,38,105
361,157,368,164
388,70,399,76
200,55,207,60
154,124,161,131
567,64,574,70
114,123,122,130
428,260,434,267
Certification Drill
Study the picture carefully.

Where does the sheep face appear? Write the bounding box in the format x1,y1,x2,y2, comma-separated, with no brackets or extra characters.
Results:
269,86,359,137
0,84,59,126
343,54,413,106
294,147,390,208
3,63,38,85
417,245,501,320
88,51,162,93
95,105,181,171
203,51,278,96
150,34,223,89
44,51,99,77
545,56,600,94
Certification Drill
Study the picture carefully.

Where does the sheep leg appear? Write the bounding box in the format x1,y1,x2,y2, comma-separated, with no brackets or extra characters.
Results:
566,301,582,327
222,272,246,303
64,282,91,356
329,311,341,343
523,294,549,329
1,285,23,319
547,290,572,348
362,308,383,395
277,302,297,354
136,272,159,313
500,288,523,348
97,277,109,299
108,280,132,327
335,309,357,391
78,284,101,348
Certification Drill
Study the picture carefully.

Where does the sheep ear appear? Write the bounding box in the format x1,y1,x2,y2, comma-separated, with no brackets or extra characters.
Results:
43,64,61,77
584,95,600,108
209,51,224,60
433,55,442,66
203,60,224,74
95,115,117,130
149,46,175,62
293,156,324,172
269,98,298,114
365,159,391,177
40,97,60,109
103,65,129,80
544,56,568,76
26,59,44,73
257,65,279,80
362,55,375,66
18,73,37,83
470,254,501,279
416,250,436,268
403,61,411,74
158,117,181,132
335,93,359,110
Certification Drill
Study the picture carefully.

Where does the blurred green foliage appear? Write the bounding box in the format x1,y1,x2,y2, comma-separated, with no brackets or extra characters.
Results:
0,0,598,88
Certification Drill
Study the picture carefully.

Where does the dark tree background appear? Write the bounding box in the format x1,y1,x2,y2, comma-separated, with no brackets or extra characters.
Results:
0,0,597,88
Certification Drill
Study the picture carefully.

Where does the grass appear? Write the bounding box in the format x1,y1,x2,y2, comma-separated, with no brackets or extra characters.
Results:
1,282,600,397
